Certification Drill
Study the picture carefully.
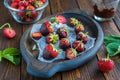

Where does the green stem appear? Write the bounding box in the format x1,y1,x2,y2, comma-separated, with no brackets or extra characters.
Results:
107,53,110,59
0,23,11,30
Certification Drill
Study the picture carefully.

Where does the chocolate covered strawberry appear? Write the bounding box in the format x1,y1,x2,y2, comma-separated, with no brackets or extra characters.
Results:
75,23,85,33
40,21,53,36
43,44,58,60
72,40,85,52
98,58,114,72
51,15,66,24
31,32,42,40
46,33,59,44
68,18,79,27
57,27,68,39
76,32,88,44
59,38,71,51
66,48,77,59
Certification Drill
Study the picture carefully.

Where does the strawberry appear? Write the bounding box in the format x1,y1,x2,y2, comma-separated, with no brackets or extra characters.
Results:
76,32,88,44
43,44,58,60
75,23,85,33
59,38,71,51
72,40,85,52
51,15,66,24
11,2,18,8
33,0,43,8
57,27,68,39
98,58,114,72
40,21,53,36
0,23,16,39
26,5,35,10
3,28,16,39
40,0,46,3
69,18,80,27
13,0,20,3
46,33,59,44
66,48,77,59
32,32,42,40
19,1,29,8
25,17,31,22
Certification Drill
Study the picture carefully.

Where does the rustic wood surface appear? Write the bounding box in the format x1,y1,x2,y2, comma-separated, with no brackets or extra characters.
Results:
0,0,120,80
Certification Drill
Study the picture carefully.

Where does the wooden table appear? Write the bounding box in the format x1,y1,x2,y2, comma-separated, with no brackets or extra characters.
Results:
0,0,120,80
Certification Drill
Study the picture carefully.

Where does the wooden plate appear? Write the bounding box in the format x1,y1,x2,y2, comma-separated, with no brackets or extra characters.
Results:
20,9,104,78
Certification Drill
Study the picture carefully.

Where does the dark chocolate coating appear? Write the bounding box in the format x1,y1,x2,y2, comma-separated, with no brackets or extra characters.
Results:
43,49,54,60
40,24,49,36
60,43,71,51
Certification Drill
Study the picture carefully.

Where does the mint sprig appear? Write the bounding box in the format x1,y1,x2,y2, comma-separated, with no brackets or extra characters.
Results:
104,35,120,56
0,48,20,65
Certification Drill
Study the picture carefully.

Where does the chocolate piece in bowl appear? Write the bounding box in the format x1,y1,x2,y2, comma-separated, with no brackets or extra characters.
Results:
40,21,53,36
31,32,42,40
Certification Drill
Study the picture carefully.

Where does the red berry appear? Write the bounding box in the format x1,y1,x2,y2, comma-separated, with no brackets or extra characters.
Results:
73,41,85,52
56,15,66,24
40,0,46,3
32,32,42,40
13,0,20,3
66,48,77,59
25,17,31,22
18,6,25,10
26,5,35,10
19,1,29,7
44,21,53,33
98,59,114,72
11,2,18,8
31,11,38,18
3,28,16,39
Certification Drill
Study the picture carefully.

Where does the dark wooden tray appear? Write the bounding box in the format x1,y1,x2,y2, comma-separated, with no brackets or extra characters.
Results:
20,9,104,78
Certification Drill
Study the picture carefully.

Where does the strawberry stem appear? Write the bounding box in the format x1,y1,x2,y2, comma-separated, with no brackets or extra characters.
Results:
107,53,110,59
0,23,11,30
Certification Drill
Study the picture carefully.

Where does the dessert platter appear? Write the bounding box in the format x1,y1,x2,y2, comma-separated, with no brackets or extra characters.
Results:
20,10,104,78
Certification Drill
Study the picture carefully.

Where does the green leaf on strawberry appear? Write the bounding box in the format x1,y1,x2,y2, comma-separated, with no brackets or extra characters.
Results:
49,33,59,43
0,51,2,61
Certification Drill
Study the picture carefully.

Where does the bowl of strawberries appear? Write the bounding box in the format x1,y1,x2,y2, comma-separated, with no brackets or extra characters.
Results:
4,0,48,24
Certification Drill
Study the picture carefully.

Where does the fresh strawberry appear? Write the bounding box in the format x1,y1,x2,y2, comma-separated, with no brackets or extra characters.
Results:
32,32,42,40
40,0,46,3
66,48,77,59
19,1,29,7
31,11,38,18
76,32,88,44
13,0,20,3
25,17,31,22
40,21,53,36
18,5,25,10
69,18,79,27
72,40,85,52
3,28,16,39
11,2,18,8
57,27,68,39
33,0,43,8
51,15,66,24
46,33,59,44
60,38,71,51
43,44,58,60
26,5,35,10
75,23,85,33
98,58,114,72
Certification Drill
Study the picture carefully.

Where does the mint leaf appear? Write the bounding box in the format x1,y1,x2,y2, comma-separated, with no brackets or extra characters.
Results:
3,48,20,56
0,51,2,61
104,35,120,46
2,54,20,65
107,43,120,56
